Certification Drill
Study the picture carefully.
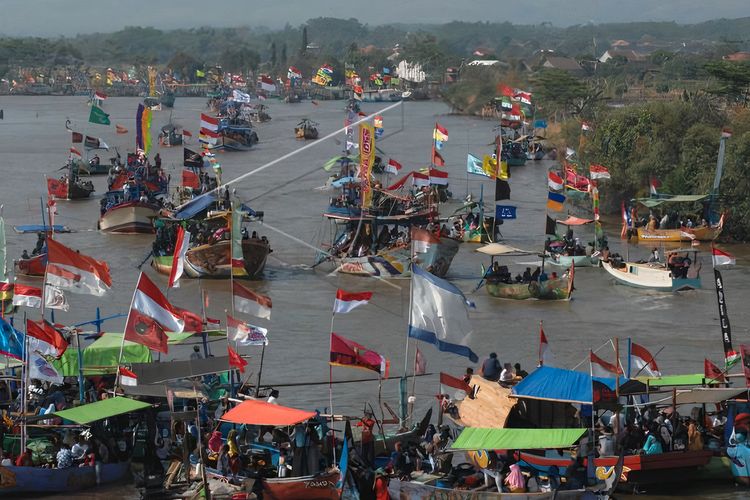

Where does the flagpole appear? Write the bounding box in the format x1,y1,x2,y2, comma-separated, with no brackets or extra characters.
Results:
402,239,416,426
116,272,140,388
614,337,620,439
588,349,595,449
21,311,29,453
329,311,337,465
538,320,544,367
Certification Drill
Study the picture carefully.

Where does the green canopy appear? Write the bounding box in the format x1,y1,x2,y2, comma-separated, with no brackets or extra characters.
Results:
636,194,708,208
53,396,151,424
450,428,586,451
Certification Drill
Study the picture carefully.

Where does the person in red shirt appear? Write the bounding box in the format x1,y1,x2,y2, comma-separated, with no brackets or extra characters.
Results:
15,448,33,467
374,467,391,500
357,412,376,466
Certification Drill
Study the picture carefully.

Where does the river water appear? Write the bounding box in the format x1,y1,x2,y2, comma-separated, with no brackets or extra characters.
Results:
0,96,748,498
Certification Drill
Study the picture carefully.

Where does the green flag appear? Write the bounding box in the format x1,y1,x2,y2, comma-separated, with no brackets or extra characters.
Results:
196,69,206,78
89,105,110,125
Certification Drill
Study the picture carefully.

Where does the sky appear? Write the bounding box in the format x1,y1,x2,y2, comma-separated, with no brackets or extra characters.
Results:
0,0,748,37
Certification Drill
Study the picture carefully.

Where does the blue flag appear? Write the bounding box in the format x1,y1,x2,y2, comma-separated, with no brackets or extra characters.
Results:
409,265,478,362
534,119,548,129
0,316,24,360
336,437,349,491
495,205,517,220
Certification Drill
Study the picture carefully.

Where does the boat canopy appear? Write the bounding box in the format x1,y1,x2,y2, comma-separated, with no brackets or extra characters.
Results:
221,400,317,426
131,355,232,385
323,154,360,172
122,381,208,399
637,374,709,387
450,427,586,451
13,224,71,234
511,366,630,404
174,193,218,220
556,216,593,226
636,194,708,208
53,396,151,424
476,243,532,256
674,387,747,405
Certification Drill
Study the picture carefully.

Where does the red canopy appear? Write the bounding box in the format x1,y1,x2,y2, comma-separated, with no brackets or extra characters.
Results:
556,216,593,226
220,400,316,426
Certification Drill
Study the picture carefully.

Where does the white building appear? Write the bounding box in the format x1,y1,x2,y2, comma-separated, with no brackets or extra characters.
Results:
395,60,426,83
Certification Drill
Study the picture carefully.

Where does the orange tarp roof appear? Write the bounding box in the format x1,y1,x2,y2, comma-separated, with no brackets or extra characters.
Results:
556,216,593,226
220,400,317,426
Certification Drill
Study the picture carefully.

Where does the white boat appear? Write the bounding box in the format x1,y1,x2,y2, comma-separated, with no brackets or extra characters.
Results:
601,253,701,292
547,252,599,268
98,201,160,234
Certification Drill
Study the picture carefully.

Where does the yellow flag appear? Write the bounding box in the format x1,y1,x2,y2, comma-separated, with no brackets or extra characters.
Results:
482,155,498,179
498,161,509,181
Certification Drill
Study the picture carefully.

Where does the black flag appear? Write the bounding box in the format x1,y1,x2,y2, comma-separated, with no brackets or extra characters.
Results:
495,179,511,201
714,269,736,365
545,216,557,235
184,147,203,169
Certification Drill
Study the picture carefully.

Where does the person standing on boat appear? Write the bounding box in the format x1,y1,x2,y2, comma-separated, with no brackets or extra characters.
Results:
358,412,376,466
649,247,660,263
480,353,502,382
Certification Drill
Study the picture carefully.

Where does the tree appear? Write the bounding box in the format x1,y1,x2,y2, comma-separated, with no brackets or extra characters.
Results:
531,69,590,119
270,42,277,67
219,46,260,74
300,26,308,55
280,43,287,65
705,60,750,106
167,52,203,82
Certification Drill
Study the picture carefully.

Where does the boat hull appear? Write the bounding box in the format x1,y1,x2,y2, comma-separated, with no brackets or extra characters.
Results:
151,255,173,275
198,464,339,500
506,157,527,167
0,461,130,494
547,253,599,268
636,225,722,242
98,202,160,234
486,278,571,301
335,237,460,278
184,239,271,279
601,260,701,292
388,478,586,499
518,450,713,486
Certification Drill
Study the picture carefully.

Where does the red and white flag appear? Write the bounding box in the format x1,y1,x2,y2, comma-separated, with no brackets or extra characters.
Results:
227,314,268,345
590,350,622,378
232,281,272,320
124,272,184,354
118,366,138,386
429,168,448,185
46,238,112,296
415,347,427,375
228,345,248,373
539,324,553,366
589,164,611,180
649,177,661,196
333,289,372,314
70,147,82,158
94,90,108,101
712,247,735,267
548,171,564,191
581,121,592,131
200,113,219,132
630,342,661,377
412,171,429,187
722,128,733,139
385,159,402,175
439,372,474,399
182,129,193,137
44,284,69,311
168,227,191,288
26,319,68,358
11,284,41,308
411,227,440,253
260,75,276,92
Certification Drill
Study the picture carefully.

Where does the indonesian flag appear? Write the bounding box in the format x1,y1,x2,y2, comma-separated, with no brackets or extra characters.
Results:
415,347,427,376
124,272,184,354
589,164,611,180
12,284,42,308
440,372,474,399
387,171,413,190
199,128,221,139
581,121,592,131
386,159,402,175
704,358,725,382
412,171,429,187
333,289,372,314
650,177,661,196
411,227,439,253
200,113,219,132
433,123,449,142
46,238,112,296
548,171,564,191
630,342,661,377
94,90,107,101
26,319,68,358
590,350,622,378
429,168,448,185
228,345,248,373
118,366,138,386
70,147,82,157
260,75,276,92
232,281,272,320
168,227,191,288
227,314,268,345
722,128,733,139
539,325,552,366
514,91,532,104
712,246,736,267
182,129,193,137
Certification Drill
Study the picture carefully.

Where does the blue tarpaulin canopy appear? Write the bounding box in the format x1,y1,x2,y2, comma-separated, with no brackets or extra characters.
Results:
511,366,627,404
174,193,217,220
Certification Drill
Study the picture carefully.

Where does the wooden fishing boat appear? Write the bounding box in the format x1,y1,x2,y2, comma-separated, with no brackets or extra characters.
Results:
601,253,701,292
13,224,71,234
47,176,95,200
388,477,587,499
0,461,131,494
517,450,714,487
98,200,161,234
295,118,319,140
181,238,271,279
220,122,259,151
635,224,722,242
486,275,572,301
198,463,340,499
547,253,599,268
14,253,46,277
